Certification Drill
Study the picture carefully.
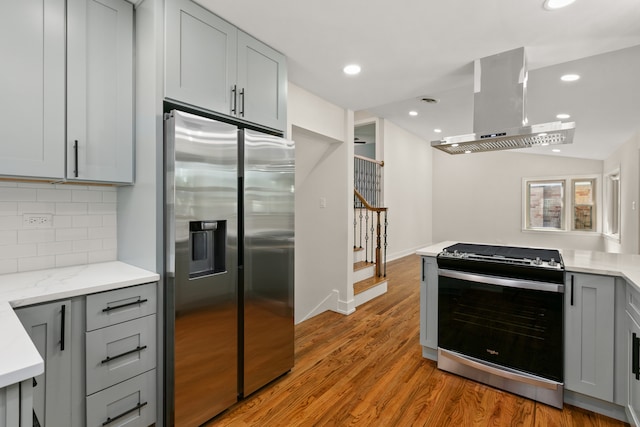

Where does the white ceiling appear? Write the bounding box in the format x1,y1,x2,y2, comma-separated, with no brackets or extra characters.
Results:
197,0,640,160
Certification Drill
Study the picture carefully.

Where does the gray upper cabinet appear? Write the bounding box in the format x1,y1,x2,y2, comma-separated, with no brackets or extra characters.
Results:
165,0,287,131
237,31,287,131
165,0,237,115
0,0,66,179
15,300,73,427
67,0,134,183
0,0,133,184
565,272,615,401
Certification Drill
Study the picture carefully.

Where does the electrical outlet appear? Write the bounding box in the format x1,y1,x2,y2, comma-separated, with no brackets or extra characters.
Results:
23,214,53,228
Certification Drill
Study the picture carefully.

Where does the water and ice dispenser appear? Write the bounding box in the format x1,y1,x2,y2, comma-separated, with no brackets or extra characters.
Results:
189,220,226,278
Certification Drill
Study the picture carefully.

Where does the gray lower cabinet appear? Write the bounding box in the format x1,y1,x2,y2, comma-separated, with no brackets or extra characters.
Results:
565,272,615,401
626,283,640,426
15,300,73,427
627,312,640,426
165,0,287,131
0,380,32,427
85,283,157,427
419,256,438,358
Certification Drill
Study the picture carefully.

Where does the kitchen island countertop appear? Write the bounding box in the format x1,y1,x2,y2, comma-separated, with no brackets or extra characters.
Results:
416,241,640,289
0,261,159,389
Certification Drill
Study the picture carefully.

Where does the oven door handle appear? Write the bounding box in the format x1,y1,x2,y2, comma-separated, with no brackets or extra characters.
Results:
438,269,565,293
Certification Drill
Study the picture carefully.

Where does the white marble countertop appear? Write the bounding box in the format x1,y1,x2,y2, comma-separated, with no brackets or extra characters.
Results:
416,241,640,289
0,261,159,389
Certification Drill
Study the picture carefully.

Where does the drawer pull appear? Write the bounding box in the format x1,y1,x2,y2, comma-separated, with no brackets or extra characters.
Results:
102,401,148,426
101,345,148,364
102,298,148,313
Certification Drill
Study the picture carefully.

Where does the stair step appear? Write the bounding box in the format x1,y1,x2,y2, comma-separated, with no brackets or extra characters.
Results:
354,275,387,295
353,261,374,272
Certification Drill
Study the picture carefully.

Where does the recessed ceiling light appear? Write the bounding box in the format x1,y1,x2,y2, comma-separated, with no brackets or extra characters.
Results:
343,64,361,75
552,149,561,153
543,0,576,10
557,113,571,119
409,111,418,116
434,128,442,133
561,74,580,82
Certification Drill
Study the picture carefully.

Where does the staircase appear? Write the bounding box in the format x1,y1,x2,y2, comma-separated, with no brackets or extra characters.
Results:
353,155,388,307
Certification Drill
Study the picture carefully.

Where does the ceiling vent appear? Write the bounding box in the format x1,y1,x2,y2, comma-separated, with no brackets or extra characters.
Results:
431,47,575,154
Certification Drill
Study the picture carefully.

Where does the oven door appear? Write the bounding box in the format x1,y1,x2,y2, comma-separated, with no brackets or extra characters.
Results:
438,268,564,382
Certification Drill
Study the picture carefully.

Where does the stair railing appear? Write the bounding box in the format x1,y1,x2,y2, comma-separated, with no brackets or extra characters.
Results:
354,155,383,208
354,189,388,278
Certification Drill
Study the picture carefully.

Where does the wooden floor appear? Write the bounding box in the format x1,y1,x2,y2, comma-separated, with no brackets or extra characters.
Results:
207,254,629,426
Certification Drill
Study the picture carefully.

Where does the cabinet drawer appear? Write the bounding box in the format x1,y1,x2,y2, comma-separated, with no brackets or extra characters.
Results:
87,283,156,331
86,369,155,427
86,315,156,395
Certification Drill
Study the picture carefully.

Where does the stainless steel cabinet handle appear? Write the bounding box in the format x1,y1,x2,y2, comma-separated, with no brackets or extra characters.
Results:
102,298,148,312
101,345,148,364
60,304,66,351
231,85,237,115
102,401,148,426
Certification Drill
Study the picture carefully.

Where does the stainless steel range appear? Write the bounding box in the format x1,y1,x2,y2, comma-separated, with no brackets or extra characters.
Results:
436,243,565,408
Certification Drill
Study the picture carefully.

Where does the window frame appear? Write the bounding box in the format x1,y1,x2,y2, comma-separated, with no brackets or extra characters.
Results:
522,174,601,234
603,167,621,242
524,179,566,231
571,178,597,232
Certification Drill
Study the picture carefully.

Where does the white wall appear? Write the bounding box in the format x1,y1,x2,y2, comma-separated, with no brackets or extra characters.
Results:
117,0,164,273
432,149,605,251
603,131,640,254
288,83,354,323
382,120,433,260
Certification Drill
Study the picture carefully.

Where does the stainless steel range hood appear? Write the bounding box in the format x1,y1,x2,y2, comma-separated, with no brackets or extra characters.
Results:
432,47,575,154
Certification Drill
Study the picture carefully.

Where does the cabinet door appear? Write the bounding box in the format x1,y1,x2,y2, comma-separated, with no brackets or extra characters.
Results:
565,272,615,401
67,0,134,183
15,300,72,427
627,312,640,426
165,0,237,115
237,31,287,131
0,0,65,179
419,256,438,352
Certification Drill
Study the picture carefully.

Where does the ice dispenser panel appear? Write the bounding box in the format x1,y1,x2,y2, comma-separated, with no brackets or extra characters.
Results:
189,220,226,278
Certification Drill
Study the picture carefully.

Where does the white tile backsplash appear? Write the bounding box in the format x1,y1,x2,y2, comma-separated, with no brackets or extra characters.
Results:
0,184,117,272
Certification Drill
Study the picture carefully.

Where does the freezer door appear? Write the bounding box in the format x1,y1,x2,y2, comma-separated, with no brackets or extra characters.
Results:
242,129,295,396
165,110,238,426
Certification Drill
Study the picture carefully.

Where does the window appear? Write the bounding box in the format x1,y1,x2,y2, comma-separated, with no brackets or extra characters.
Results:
523,175,600,233
604,169,621,240
525,180,564,230
572,178,596,231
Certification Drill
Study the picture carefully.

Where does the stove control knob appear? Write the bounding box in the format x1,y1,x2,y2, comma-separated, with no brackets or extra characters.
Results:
549,258,557,266
453,250,459,257
533,257,543,266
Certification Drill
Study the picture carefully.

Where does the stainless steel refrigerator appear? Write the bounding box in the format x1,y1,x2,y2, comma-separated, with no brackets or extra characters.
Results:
164,109,294,426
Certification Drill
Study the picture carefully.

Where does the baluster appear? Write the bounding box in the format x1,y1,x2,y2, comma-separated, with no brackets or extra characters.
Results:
364,210,370,262
383,210,388,277
359,208,363,249
370,213,375,267
375,211,381,277
353,203,357,249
